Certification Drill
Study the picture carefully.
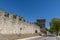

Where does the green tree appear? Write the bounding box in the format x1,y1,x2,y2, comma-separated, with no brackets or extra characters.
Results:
50,18,60,36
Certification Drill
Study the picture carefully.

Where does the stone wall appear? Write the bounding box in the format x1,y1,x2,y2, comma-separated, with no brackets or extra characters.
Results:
0,10,40,34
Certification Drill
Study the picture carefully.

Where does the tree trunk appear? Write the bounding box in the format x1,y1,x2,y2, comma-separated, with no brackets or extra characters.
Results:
56,31,58,36
56,27,58,36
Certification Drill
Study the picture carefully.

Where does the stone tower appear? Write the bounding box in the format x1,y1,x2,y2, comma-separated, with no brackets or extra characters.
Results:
37,19,45,28
37,19,46,34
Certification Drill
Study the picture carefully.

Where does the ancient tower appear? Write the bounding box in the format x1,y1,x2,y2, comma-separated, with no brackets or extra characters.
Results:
37,19,45,28
37,19,46,34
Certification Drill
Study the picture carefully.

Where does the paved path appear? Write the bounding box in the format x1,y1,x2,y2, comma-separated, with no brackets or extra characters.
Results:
56,37,60,40
17,36,57,40
17,36,42,40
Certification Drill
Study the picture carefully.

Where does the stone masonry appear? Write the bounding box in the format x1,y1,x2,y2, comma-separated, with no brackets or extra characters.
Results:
0,10,40,34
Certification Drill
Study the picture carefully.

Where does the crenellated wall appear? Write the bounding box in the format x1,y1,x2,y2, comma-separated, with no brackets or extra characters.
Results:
0,10,40,34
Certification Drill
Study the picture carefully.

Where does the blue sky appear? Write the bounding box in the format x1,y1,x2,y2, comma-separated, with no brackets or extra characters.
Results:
0,0,60,29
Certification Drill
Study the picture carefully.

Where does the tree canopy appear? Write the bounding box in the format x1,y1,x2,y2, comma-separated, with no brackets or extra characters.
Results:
50,18,60,36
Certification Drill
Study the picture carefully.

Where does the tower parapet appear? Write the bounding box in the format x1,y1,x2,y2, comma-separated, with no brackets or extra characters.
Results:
0,10,25,24
37,19,45,28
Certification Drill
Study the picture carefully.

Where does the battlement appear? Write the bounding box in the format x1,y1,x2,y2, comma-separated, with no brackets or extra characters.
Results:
0,10,40,34
0,10,25,22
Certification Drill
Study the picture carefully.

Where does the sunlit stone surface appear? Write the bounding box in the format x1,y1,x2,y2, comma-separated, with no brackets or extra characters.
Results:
0,10,40,34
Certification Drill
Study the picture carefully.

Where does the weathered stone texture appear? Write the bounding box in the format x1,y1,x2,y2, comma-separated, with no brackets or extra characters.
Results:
0,10,40,34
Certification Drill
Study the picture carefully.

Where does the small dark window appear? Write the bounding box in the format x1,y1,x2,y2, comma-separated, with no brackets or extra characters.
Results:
20,28,22,30
19,18,22,21
35,30,37,33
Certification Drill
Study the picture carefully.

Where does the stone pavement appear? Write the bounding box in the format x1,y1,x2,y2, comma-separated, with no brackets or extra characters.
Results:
18,36,60,40
56,37,60,40
17,36,57,40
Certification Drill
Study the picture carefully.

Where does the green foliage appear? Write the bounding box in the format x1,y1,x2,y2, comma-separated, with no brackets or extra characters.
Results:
50,18,60,36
